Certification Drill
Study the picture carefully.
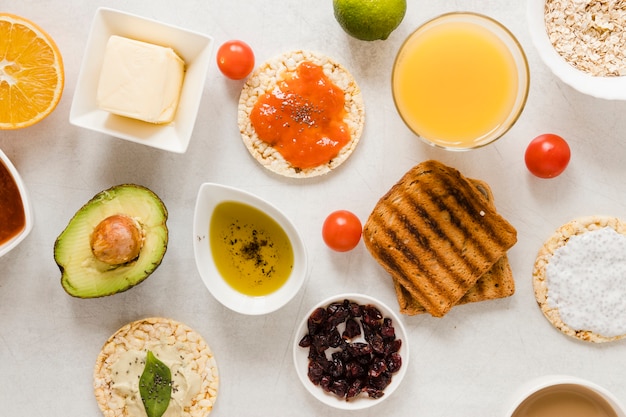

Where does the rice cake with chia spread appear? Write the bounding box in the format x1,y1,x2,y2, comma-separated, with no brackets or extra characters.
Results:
533,216,626,343
238,50,364,178
94,317,219,417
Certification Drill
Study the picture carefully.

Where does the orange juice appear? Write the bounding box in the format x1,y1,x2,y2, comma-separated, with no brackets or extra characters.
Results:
392,13,528,149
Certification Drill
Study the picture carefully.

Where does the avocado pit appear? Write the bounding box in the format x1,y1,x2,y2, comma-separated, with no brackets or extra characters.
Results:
90,214,143,265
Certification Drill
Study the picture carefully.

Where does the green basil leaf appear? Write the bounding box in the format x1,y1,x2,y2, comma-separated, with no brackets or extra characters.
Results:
139,350,172,417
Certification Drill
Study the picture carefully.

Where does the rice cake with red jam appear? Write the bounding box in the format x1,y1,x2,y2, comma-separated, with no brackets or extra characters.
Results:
238,50,364,178
94,317,219,417
533,216,626,343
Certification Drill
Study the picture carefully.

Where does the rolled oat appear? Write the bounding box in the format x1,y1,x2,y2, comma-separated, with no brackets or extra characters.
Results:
545,0,626,76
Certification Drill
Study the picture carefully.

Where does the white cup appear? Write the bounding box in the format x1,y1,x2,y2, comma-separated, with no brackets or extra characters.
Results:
506,375,626,417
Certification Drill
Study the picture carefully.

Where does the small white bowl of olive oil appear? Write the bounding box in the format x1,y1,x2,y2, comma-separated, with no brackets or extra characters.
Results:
193,183,308,315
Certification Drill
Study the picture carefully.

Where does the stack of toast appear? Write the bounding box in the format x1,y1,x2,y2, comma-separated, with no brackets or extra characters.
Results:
363,160,517,317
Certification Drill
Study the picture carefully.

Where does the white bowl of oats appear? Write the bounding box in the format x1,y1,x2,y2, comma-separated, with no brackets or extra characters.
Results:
528,0,626,100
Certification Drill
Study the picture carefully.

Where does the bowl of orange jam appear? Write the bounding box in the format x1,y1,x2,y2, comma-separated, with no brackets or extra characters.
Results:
0,149,33,258
392,12,529,150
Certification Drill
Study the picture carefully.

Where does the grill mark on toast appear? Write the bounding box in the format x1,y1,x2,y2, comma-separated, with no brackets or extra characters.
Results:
392,178,515,315
364,209,451,314
363,160,517,317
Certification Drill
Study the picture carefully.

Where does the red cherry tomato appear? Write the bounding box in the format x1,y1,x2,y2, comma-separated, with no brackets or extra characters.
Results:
525,133,571,178
216,40,255,80
322,210,362,252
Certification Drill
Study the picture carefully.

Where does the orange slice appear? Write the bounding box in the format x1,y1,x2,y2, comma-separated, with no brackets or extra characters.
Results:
0,13,64,130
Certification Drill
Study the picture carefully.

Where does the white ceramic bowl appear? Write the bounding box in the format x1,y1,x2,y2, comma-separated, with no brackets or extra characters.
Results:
505,375,626,416
527,0,626,100
0,149,33,258
69,7,214,153
293,293,408,410
193,183,307,315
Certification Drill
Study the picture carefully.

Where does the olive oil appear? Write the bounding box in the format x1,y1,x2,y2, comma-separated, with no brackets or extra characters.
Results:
210,201,293,296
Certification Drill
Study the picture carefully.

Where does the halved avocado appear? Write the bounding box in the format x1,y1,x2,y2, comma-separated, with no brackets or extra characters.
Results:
54,184,168,298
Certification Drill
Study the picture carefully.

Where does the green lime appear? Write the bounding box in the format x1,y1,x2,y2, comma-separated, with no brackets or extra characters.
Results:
333,0,407,41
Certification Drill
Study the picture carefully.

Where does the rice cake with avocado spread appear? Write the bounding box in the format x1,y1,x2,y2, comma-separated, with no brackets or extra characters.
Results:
533,216,626,343
54,184,168,298
94,317,219,417
238,50,364,178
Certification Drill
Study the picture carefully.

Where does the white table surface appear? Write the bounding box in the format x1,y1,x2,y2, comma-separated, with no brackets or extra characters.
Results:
3,1,626,416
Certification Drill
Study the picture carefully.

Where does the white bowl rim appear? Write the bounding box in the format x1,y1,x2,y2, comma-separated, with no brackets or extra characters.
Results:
527,0,626,100
0,149,33,258
505,374,626,416
193,182,308,315
292,292,409,410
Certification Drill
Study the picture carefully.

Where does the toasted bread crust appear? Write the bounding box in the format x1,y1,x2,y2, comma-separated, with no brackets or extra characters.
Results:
395,179,515,315
363,160,517,317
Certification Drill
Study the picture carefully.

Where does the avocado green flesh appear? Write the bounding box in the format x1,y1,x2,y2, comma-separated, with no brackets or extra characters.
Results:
54,185,168,298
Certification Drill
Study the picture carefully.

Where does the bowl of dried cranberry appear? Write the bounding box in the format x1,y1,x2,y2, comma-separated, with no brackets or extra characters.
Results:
293,293,408,410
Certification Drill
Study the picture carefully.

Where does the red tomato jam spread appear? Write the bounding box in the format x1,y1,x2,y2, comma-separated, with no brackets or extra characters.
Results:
250,61,350,169
0,161,26,245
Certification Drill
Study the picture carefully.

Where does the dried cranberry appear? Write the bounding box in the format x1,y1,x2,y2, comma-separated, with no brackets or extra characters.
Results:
368,359,388,378
330,380,349,398
346,378,364,399
328,328,343,348
300,299,403,402
345,361,366,379
387,352,402,373
298,334,312,348
320,374,332,391
369,334,385,354
381,317,395,339
365,387,385,399
369,371,392,390
348,302,362,317
342,318,361,339
307,360,325,384
331,358,345,378
347,342,372,357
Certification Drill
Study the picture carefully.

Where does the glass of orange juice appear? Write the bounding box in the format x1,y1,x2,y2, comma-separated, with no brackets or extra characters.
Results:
392,12,529,150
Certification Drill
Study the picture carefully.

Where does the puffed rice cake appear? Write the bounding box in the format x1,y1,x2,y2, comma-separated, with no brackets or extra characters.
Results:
94,317,219,417
238,49,365,178
533,216,626,343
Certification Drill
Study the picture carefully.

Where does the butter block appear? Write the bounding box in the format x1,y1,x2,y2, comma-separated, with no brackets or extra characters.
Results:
97,35,185,124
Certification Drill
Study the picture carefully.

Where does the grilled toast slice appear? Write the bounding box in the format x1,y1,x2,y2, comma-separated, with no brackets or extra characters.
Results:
363,160,517,317
393,179,515,315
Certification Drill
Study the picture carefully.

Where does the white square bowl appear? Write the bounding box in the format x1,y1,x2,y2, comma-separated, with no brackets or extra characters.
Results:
69,7,214,153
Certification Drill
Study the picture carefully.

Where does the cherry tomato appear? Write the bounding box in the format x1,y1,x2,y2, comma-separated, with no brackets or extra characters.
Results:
322,210,362,252
216,40,255,80
525,133,571,178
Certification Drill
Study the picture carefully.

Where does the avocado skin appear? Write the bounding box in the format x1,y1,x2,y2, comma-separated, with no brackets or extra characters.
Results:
54,184,168,298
